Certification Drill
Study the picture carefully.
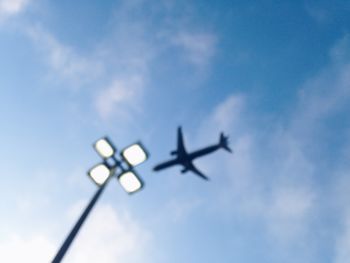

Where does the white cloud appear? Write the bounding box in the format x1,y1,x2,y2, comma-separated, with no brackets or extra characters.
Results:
0,201,152,263
172,32,217,67
23,1,219,122
64,203,152,263
332,146,350,263
165,198,202,223
210,95,245,132
305,3,330,24
200,94,317,246
265,187,315,242
196,34,350,260
95,76,144,120
293,36,350,134
334,212,350,263
0,0,29,18
25,3,153,120
333,163,350,262
0,234,56,263
27,26,103,87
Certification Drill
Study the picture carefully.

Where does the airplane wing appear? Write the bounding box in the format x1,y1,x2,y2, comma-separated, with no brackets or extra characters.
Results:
188,162,209,180
177,126,187,156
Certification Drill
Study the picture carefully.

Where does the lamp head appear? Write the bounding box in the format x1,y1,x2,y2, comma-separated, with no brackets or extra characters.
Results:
118,170,143,194
87,163,112,186
121,142,149,167
94,137,116,159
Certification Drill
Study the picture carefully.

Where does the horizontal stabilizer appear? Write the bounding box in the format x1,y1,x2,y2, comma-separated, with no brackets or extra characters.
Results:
219,133,232,153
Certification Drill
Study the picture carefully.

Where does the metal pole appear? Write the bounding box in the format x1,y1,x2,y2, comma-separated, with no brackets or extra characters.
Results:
52,181,108,263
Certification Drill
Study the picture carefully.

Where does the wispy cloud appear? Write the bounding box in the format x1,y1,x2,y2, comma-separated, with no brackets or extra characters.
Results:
335,212,350,263
22,1,218,121
195,33,350,260
92,3,218,120
64,203,152,263
172,32,217,67
265,187,315,242
209,95,245,132
199,44,347,247
304,3,330,24
165,198,203,223
27,26,103,88
0,0,29,19
95,75,144,120
332,143,350,263
0,234,56,263
0,201,152,263
211,96,316,240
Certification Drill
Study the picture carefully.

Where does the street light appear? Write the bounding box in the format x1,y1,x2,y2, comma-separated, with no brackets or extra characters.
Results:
52,136,149,263
89,140,148,194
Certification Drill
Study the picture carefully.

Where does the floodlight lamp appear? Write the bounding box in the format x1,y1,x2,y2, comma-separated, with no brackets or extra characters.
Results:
121,143,148,167
88,164,111,186
118,171,143,194
94,137,116,159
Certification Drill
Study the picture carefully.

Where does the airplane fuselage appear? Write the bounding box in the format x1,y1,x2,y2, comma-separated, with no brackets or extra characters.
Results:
154,144,220,171
188,144,220,160
153,126,232,180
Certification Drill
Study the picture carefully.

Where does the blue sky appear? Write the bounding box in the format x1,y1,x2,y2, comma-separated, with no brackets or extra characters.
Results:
1,0,350,262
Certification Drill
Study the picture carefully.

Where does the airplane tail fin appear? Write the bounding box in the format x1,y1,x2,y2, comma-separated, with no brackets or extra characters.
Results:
219,133,232,153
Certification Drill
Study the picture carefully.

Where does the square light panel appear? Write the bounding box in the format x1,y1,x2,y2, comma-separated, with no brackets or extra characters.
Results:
121,143,148,167
94,137,116,159
88,164,111,186
118,171,143,194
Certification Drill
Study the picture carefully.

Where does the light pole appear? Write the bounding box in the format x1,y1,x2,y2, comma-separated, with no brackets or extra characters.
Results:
52,137,149,263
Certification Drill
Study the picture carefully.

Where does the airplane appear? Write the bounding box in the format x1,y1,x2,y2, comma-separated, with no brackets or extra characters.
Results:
153,126,232,180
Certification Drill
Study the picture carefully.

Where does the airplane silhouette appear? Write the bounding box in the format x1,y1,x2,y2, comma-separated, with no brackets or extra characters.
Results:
153,126,232,180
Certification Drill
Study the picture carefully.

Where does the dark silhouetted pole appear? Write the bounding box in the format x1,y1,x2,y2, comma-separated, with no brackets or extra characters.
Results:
51,181,108,263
